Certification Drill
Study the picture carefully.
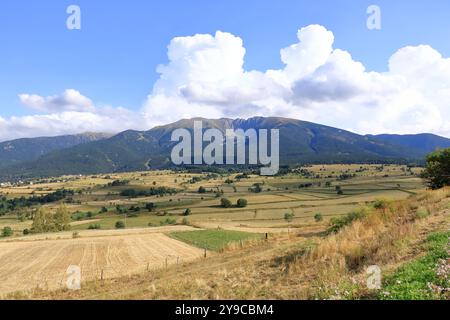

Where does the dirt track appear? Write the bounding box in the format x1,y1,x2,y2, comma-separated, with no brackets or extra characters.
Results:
0,230,204,296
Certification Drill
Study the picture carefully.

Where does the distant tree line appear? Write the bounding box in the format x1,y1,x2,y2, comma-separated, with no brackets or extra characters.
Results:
120,187,179,198
0,189,74,215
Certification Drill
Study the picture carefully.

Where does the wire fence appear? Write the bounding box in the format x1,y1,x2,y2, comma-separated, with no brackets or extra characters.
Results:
0,253,201,296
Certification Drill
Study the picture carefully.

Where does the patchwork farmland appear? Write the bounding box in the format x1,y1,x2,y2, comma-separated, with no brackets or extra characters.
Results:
0,164,448,299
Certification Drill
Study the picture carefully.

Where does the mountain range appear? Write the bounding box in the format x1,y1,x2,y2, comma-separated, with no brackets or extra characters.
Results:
0,117,449,181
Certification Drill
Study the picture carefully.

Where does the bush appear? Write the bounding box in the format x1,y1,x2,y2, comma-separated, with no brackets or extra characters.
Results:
23,228,30,235
88,224,101,230
198,186,206,194
220,198,232,208
145,202,156,212
115,221,126,229
1,226,13,237
327,208,368,234
314,213,323,222
236,199,248,208
184,208,192,216
160,218,177,226
284,213,295,223
373,199,389,210
416,207,430,219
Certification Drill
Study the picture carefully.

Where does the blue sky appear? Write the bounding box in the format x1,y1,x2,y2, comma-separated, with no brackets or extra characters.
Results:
0,0,449,140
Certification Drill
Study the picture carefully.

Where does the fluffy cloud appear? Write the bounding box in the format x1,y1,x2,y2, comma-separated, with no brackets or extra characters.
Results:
1,24,449,142
0,104,149,142
143,24,450,138
19,89,95,113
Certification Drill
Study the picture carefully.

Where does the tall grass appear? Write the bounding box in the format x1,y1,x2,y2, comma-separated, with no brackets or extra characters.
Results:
292,187,450,299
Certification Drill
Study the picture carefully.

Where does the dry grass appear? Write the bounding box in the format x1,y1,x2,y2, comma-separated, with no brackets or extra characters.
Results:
0,228,204,297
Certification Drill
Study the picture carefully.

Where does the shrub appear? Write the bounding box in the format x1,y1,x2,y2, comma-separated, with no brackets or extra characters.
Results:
145,202,155,212
327,208,368,234
220,198,232,208
23,228,30,235
160,218,177,226
88,224,101,230
314,213,323,222
115,221,126,229
198,186,206,194
184,208,192,216
373,199,389,210
416,207,430,219
1,226,13,237
236,199,248,208
284,213,295,223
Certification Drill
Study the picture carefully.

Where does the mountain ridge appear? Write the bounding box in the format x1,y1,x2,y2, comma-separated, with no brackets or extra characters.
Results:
0,132,112,169
0,117,449,181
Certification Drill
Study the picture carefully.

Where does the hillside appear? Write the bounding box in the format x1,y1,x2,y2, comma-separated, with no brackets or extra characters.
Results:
368,133,450,156
0,132,111,169
0,117,449,181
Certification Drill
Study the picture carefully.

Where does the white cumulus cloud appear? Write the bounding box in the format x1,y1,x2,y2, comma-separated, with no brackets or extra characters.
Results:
19,89,95,113
1,24,449,142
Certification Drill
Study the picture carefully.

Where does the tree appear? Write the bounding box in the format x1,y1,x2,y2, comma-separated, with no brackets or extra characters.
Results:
236,199,248,208
115,221,126,229
145,202,156,212
184,208,192,216
422,148,450,189
314,213,323,222
198,186,206,194
220,198,232,208
31,207,55,233
53,205,71,231
1,226,13,237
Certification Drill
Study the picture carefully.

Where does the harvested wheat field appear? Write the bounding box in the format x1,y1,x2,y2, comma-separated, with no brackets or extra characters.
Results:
0,231,205,296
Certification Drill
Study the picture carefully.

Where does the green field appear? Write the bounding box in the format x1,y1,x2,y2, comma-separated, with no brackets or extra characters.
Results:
170,230,264,251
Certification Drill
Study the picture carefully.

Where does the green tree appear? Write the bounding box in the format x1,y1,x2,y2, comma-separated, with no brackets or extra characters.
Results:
31,207,54,233
53,205,71,231
220,198,232,208
422,148,450,189
2,226,13,237
236,199,248,208
184,208,192,216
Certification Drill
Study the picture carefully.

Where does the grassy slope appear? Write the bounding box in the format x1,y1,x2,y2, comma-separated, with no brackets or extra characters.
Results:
380,231,449,300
